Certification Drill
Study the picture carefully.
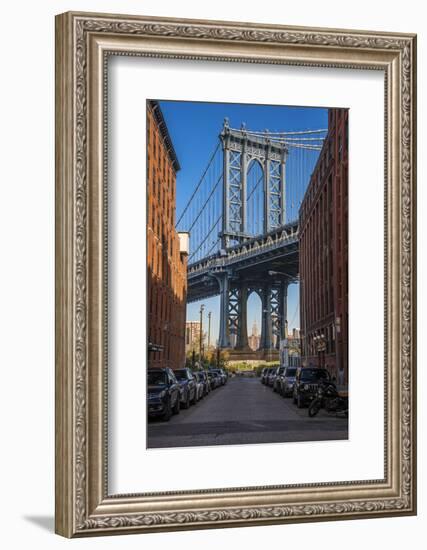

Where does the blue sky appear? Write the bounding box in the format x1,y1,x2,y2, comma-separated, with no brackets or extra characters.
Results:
158,100,328,344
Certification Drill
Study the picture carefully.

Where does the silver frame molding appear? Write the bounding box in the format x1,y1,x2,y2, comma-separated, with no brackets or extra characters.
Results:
55,11,417,537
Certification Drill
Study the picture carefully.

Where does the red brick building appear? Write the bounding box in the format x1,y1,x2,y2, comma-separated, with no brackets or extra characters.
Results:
299,108,348,385
147,100,188,370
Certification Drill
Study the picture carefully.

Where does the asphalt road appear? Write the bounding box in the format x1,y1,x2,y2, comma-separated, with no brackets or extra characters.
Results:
147,376,348,448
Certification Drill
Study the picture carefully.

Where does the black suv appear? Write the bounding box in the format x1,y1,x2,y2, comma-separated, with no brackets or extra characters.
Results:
173,368,197,408
147,368,180,421
292,367,331,408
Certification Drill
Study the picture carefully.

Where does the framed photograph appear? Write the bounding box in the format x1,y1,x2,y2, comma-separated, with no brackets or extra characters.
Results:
55,11,417,537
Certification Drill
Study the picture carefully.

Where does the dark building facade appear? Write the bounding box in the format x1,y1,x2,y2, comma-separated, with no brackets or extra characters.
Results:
299,108,348,385
147,100,188,370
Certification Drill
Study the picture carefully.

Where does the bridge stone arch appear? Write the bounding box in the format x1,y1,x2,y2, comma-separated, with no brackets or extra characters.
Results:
220,119,288,249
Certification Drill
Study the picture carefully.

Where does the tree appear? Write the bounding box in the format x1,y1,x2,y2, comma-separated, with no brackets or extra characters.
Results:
185,331,207,363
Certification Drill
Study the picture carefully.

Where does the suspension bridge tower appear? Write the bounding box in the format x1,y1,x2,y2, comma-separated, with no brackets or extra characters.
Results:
179,118,326,360
210,120,290,358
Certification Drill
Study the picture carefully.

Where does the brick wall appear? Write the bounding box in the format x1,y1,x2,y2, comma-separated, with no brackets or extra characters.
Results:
299,108,348,384
147,101,187,370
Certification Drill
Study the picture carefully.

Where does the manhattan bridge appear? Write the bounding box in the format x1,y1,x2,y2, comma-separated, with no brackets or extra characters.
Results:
176,119,326,360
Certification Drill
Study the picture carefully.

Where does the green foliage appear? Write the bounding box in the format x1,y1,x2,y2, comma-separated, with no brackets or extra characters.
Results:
227,361,279,376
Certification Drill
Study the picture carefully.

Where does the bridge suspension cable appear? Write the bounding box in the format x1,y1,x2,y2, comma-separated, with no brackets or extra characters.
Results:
229,127,327,151
230,127,328,136
177,124,326,265
288,297,300,329
176,141,221,227
176,141,223,264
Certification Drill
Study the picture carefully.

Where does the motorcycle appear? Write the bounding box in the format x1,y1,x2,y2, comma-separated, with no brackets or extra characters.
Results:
308,380,348,418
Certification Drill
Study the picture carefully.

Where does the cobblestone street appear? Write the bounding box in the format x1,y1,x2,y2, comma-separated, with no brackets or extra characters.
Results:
147,376,348,448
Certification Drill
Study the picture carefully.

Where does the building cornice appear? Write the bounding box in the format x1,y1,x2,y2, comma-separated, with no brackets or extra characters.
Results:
149,100,181,172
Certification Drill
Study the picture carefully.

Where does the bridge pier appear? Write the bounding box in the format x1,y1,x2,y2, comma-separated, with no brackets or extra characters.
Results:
188,222,299,358
215,271,231,349
276,281,289,349
235,283,249,350
260,283,273,351
256,281,289,352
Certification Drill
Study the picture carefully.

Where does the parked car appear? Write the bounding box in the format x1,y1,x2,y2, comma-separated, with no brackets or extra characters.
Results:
193,371,205,401
147,368,180,421
278,366,297,397
197,370,211,395
292,367,331,408
272,366,285,392
210,368,227,385
209,369,227,386
207,370,221,389
260,367,269,384
266,367,278,387
173,368,197,408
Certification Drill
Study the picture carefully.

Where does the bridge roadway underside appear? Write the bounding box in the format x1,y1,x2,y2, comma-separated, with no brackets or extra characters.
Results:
188,251,299,304
186,225,299,359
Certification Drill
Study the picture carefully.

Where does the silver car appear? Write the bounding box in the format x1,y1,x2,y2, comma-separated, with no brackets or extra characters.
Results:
279,366,297,397
193,371,205,401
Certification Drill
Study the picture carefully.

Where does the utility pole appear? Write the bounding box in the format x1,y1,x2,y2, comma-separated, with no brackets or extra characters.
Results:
208,311,211,351
199,304,205,366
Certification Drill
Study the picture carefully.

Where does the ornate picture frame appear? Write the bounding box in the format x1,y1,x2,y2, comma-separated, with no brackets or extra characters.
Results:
55,11,417,537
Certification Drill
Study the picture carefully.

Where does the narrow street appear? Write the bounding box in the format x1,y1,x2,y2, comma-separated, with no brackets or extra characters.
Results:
147,376,348,448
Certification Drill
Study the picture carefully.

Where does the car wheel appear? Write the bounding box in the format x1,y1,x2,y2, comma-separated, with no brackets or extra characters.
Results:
162,398,172,421
297,394,304,409
172,394,180,415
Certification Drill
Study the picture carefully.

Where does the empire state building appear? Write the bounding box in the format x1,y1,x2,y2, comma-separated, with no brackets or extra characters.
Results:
248,320,260,352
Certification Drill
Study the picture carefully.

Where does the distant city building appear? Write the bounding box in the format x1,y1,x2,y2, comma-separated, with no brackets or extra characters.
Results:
279,338,301,367
299,108,349,385
185,321,201,353
248,320,260,351
147,100,188,370
289,328,301,340
287,328,302,357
